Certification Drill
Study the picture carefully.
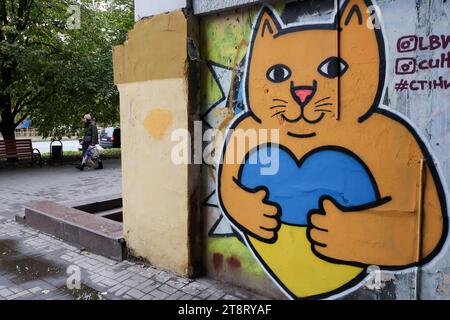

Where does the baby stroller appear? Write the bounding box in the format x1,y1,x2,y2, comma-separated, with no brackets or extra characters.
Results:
77,141,103,171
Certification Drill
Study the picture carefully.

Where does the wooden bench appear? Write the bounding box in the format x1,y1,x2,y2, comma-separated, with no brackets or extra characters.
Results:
0,139,42,167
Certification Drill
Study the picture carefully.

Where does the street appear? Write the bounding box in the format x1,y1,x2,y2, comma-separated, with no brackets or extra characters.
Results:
32,140,82,153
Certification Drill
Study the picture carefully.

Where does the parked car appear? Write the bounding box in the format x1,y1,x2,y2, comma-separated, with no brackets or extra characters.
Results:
100,127,121,149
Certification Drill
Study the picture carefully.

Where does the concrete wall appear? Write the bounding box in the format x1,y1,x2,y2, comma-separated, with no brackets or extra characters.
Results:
113,10,194,276
133,0,296,19
200,0,450,300
193,0,262,15
122,0,450,299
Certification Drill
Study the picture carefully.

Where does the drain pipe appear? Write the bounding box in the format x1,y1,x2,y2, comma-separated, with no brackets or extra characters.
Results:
414,159,426,300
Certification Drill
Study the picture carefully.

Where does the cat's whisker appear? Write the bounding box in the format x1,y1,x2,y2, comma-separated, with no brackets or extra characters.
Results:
272,111,285,118
315,103,333,108
273,98,289,103
315,109,333,113
270,105,287,109
314,97,331,105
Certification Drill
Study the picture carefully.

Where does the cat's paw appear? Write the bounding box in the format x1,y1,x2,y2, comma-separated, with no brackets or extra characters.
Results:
234,189,281,243
306,197,408,266
307,199,362,261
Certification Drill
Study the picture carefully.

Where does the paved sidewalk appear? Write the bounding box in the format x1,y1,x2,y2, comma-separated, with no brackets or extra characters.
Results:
0,160,122,220
0,221,265,300
0,160,266,300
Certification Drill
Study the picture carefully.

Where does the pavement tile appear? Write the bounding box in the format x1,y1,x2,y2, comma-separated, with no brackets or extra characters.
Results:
122,279,138,287
127,288,145,299
167,291,185,300
136,279,155,291
100,278,119,287
149,289,169,300
29,287,43,294
208,293,225,300
7,290,32,300
142,282,161,294
223,294,239,300
179,294,194,300
10,287,24,294
114,286,131,297
159,284,178,295
130,274,147,283
0,161,267,301
153,273,171,283
166,279,187,290
107,283,124,293
115,272,134,283
0,288,14,297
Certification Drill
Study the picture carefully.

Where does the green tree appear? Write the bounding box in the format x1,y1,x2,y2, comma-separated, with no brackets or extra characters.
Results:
0,0,133,140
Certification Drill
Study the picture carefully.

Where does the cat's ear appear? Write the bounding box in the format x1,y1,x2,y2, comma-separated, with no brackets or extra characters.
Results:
254,7,281,40
337,0,386,122
338,0,377,31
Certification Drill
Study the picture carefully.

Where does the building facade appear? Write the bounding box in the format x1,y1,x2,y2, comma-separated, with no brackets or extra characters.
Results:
114,0,450,299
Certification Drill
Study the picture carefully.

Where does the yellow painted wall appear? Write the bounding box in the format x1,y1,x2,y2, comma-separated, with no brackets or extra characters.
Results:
113,11,191,275
114,11,187,83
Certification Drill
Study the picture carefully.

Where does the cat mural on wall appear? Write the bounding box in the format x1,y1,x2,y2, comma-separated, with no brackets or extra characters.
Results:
217,0,448,299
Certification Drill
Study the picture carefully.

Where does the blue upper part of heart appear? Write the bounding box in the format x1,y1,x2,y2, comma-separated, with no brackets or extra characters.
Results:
239,145,378,226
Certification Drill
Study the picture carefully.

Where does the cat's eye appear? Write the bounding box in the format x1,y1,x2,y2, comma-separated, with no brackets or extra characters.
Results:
266,64,292,83
318,57,348,79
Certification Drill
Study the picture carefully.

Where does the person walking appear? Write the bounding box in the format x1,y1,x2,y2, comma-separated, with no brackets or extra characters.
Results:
76,114,103,171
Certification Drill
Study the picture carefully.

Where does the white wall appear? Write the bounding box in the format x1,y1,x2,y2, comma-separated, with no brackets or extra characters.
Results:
193,0,261,15
134,0,187,21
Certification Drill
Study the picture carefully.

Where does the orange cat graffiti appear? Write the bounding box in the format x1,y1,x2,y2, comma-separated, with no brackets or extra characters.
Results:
217,0,448,299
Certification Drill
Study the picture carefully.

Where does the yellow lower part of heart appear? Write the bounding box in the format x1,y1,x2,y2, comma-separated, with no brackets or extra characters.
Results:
248,224,364,299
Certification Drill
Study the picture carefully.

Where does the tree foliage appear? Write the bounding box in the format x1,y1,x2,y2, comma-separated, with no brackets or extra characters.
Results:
0,0,134,139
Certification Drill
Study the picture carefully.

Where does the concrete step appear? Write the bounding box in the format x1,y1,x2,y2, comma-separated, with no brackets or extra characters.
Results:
16,200,126,261
94,208,123,223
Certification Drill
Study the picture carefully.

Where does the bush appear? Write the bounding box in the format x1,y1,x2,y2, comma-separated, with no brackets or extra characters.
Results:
41,148,121,162
0,148,121,169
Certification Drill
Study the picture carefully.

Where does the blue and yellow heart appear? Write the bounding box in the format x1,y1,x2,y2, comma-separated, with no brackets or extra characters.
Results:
240,145,378,299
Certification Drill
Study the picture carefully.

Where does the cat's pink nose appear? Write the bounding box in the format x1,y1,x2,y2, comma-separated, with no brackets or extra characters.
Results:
291,81,317,108
294,89,314,104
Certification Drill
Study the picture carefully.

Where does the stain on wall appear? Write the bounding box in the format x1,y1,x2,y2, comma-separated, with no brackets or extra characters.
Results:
144,109,174,140
201,0,450,300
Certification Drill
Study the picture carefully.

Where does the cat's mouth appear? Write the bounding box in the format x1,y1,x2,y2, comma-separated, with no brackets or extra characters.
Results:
282,80,325,125
281,112,326,125
287,131,317,139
